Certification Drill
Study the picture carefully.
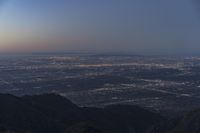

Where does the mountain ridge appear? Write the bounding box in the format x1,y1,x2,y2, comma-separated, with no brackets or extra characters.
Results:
0,93,163,133
1,93,200,133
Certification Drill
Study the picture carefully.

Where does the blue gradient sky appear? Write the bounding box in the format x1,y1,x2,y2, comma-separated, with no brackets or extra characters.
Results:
0,0,199,54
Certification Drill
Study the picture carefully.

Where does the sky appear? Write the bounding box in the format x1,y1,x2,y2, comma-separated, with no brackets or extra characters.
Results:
0,0,200,55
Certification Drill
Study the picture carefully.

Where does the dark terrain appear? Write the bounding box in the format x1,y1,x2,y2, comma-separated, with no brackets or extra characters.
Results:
0,93,162,133
0,93,199,133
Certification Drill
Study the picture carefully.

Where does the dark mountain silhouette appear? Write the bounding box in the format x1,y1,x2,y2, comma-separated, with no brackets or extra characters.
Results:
1,93,200,133
0,93,163,133
65,122,113,133
173,109,200,133
0,94,60,133
151,109,200,133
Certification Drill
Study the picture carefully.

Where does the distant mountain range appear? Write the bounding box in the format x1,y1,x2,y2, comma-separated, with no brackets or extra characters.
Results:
0,94,199,133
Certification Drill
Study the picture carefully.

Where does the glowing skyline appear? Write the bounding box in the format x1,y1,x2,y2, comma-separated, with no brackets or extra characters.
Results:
0,0,200,54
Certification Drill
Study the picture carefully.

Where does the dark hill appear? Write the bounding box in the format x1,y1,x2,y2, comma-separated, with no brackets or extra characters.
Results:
150,107,200,133
0,94,59,133
0,93,164,133
174,109,200,133
153,109,200,133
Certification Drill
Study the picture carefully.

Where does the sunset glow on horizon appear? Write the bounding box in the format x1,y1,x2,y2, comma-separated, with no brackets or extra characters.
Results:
0,0,200,54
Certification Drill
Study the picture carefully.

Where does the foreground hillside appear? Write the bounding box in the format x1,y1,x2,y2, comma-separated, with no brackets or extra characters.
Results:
0,94,200,133
151,109,200,133
0,94,163,133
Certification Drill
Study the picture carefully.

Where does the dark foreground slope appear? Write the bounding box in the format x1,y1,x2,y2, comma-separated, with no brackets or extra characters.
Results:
0,94,163,133
151,108,200,133
1,93,200,133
